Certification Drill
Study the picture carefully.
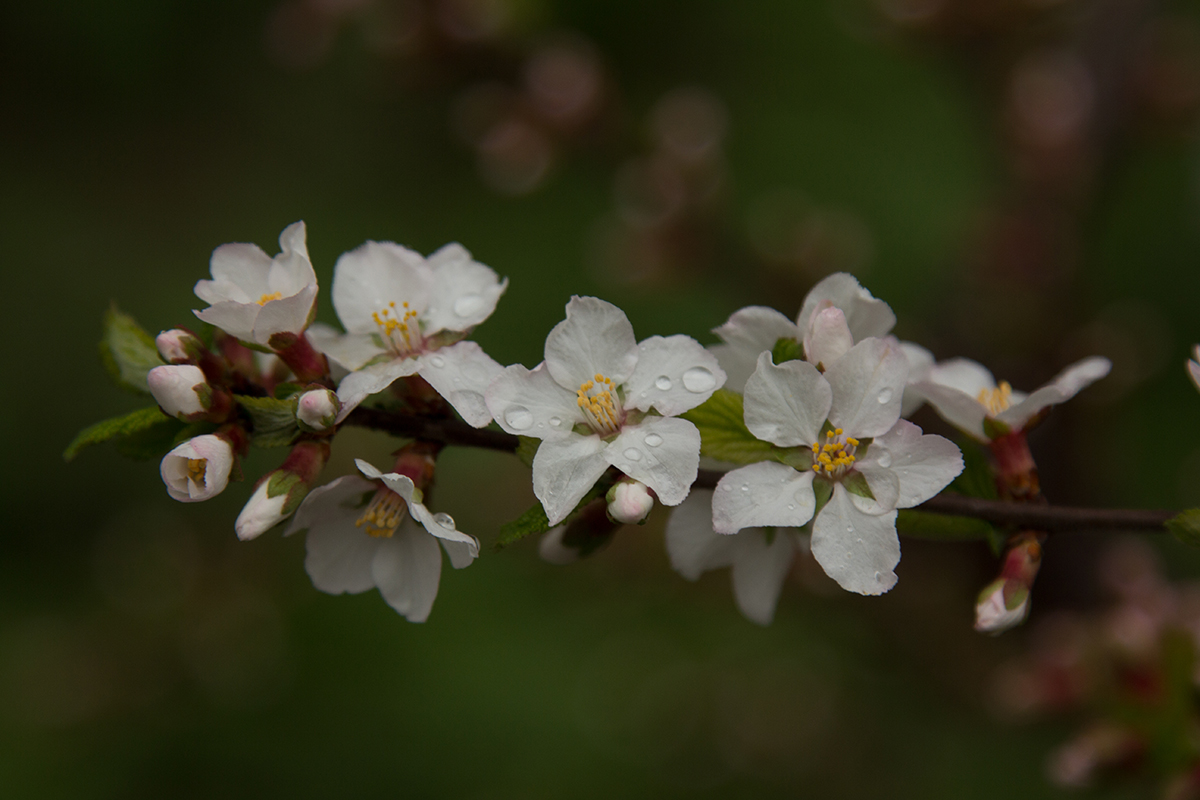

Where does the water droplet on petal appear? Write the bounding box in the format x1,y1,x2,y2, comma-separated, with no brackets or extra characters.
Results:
873,571,882,582
453,294,486,318
787,504,795,510
721,484,732,491
549,417,562,427
504,406,533,431
682,367,716,393
429,355,446,368
876,451,892,468
741,484,749,492
654,375,673,391
876,387,894,404
644,433,663,447
624,448,642,462
433,512,456,530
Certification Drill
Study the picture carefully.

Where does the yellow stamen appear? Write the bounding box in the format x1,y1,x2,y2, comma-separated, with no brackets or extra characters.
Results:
576,373,622,436
356,488,407,538
977,381,1014,416
372,301,422,356
812,428,858,479
257,292,283,305
186,458,207,485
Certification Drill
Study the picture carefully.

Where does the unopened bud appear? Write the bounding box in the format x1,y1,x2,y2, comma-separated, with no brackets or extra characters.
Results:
975,530,1044,634
606,479,654,525
235,440,329,540
803,302,853,369
296,389,339,432
156,329,205,364
147,364,212,420
160,434,233,502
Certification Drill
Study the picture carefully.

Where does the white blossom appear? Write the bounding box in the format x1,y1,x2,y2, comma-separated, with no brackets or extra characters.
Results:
160,434,233,502
147,364,211,420
296,388,339,432
314,241,506,427
193,221,318,347
486,296,725,526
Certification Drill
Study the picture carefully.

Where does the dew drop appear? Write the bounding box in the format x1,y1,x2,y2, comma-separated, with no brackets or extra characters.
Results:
644,433,663,447
876,451,892,468
654,375,673,391
721,484,732,491
433,512,456,530
453,294,486,318
504,406,533,431
741,484,749,492
682,367,716,393
787,504,795,511
429,355,446,368
873,571,882,582
876,387,894,404
624,448,642,462
549,416,562,427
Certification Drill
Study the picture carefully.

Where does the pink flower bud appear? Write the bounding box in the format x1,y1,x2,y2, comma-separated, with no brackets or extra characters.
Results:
296,389,339,432
974,577,1030,634
235,440,330,540
606,479,655,525
147,365,211,419
160,434,233,502
235,480,291,541
156,329,204,364
803,302,854,369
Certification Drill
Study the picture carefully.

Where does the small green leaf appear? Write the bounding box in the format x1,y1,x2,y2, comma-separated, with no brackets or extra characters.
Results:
64,406,178,461
515,436,540,468
99,305,164,394
771,337,804,365
236,395,300,448
896,509,995,542
1167,509,1200,548
273,382,306,400
681,389,781,465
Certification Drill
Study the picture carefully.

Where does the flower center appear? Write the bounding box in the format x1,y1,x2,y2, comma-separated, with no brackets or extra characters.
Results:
372,301,422,357
577,373,623,436
977,381,1013,416
356,488,407,538
256,292,283,306
811,428,859,479
186,458,207,485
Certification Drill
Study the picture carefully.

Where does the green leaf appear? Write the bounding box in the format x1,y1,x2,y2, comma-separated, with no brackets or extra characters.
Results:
495,478,613,550
98,305,164,394
681,389,785,465
236,395,300,448
1166,509,1200,548
771,337,804,365
515,436,540,468
273,382,307,400
896,510,995,542
64,406,178,461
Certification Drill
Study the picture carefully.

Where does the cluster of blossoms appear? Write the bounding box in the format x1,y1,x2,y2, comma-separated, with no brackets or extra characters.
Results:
76,221,1138,629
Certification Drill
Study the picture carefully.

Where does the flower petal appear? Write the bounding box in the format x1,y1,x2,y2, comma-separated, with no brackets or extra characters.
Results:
299,477,382,595
371,525,443,622
485,363,582,439
441,539,477,570
266,221,316,295
712,461,815,534
334,357,422,422
422,243,508,334
925,358,995,397
416,341,504,428
193,301,257,343
796,273,896,341
856,419,964,509
533,434,611,526
803,305,854,368
743,351,831,447
731,530,797,625
824,337,907,438
810,484,899,595
997,356,1111,430
405,498,481,553
623,335,726,416
198,243,272,304
1190,356,1200,393
331,241,433,334
251,283,318,345
898,340,935,417
544,296,639,391
910,380,988,441
664,490,736,579
711,306,801,392
286,475,374,536
603,416,700,507
312,331,386,372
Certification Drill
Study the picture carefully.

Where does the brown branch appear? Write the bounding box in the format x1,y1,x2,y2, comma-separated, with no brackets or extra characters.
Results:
343,408,1177,534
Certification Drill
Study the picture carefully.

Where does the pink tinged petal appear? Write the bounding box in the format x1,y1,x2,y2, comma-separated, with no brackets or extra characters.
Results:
313,332,386,373
251,283,318,345
441,539,477,570
198,242,273,304
824,337,908,438
804,306,854,368
544,296,639,391
334,357,422,422
911,380,989,441
603,416,700,507
485,363,582,439
371,526,443,623
331,241,434,334
997,356,1112,431
743,352,831,447
731,530,797,626
623,335,726,416
416,341,505,428
193,301,258,343
532,434,611,526
796,273,896,341
810,484,899,595
711,306,801,392
857,420,964,508
665,490,736,579
712,462,816,534
422,244,508,334
1190,358,1200,393
925,358,995,396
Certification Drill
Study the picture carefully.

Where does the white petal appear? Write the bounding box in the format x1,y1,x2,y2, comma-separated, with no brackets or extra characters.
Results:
664,490,736,579
803,305,854,368
193,301,258,343
603,416,699,507
796,273,896,341
267,221,316,295
300,477,382,595
911,380,989,441
286,475,375,536
622,335,726,416
423,244,508,334
371,526,443,622
731,530,797,625
334,357,421,422
711,462,815,534
925,358,995,397
200,242,272,303
743,351,831,447
898,340,935,417
331,241,433,334
997,356,1111,430
485,363,582,438
544,296,639,391
532,434,611,526
405,497,481,553
1190,358,1200,393
711,306,801,392
312,331,387,372
538,526,580,565
848,468,899,516
824,337,907,438
855,419,964,509
441,539,477,570
810,484,899,595
416,341,505,428
251,283,318,345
